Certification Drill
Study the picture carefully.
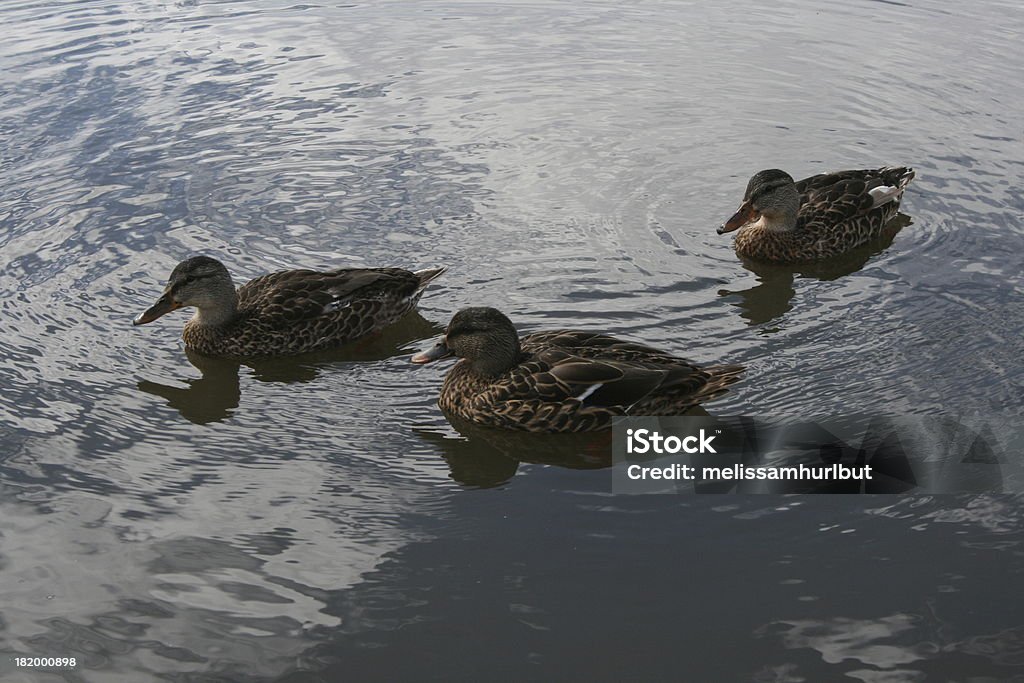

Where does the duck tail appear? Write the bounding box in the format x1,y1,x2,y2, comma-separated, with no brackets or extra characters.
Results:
881,165,915,190
414,266,447,290
869,166,915,207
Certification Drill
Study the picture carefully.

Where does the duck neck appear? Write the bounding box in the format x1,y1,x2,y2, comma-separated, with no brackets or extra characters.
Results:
468,340,521,377
760,207,799,233
192,292,239,328
759,187,801,233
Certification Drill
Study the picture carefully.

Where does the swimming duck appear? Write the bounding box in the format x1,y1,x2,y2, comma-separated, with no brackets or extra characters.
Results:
133,255,446,357
718,166,915,263
411,307,742,432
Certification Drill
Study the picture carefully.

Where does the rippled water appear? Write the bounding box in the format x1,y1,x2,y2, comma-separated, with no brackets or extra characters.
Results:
1,0,1023,680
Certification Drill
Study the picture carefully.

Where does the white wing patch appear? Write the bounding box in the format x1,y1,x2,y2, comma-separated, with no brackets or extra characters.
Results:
575,383,604,402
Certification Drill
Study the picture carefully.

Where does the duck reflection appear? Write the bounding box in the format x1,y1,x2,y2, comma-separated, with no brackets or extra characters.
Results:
138,312,441,425
719,213,911,328
415,414,614,487
418,407,714,487
137,351,242,425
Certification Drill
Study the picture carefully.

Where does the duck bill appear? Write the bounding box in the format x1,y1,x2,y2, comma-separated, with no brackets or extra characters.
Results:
133,293,181,325
411,340,454,364
718,201,757,234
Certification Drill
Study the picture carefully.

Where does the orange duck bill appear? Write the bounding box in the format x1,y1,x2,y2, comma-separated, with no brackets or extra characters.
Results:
717,201,759,234
133,292,182,325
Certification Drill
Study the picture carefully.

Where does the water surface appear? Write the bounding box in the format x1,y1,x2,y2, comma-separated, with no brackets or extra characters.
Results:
1,0,1023,681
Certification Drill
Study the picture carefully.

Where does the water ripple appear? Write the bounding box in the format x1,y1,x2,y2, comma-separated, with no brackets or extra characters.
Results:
1,0,1022,680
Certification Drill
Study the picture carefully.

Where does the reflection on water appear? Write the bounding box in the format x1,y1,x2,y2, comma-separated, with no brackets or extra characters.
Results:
720,214,911,328
138,313,441,424
414,424,522,487
138,351,242,425
765,607,1024,681
0,0,1023,679
416,415,613,487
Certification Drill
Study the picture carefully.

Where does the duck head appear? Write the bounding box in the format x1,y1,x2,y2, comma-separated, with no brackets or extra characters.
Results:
718,169,800,234
412,307,521,376
133,255,237,326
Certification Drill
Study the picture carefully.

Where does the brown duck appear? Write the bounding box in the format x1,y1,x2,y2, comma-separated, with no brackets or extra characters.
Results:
718,166,915,263
133,255,446,357
411,307,742,432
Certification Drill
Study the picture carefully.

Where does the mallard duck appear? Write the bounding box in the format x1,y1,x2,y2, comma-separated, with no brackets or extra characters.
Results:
717,166,915,263
133,255,446,357
411,307,742,432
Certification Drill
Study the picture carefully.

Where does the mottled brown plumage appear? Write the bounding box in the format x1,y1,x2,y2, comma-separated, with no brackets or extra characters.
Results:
719,167,915,263
412,308,742,433
133,255,446,357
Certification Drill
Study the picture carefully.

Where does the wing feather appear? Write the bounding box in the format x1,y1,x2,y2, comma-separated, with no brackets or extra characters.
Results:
237,268,421,323
498,332,715,410
797,172,896,233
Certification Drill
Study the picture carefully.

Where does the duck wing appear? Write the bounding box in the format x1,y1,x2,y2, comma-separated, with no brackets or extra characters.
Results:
237,267,424,322
515,331,715,409
797,167,915,230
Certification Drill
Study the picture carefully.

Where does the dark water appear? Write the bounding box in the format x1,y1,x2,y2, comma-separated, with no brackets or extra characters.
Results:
2,0,1023,681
